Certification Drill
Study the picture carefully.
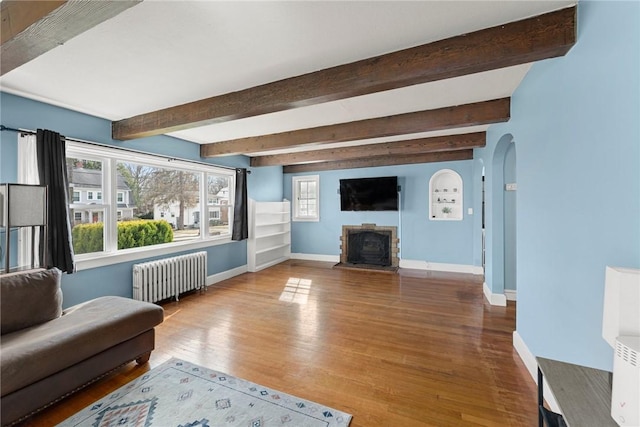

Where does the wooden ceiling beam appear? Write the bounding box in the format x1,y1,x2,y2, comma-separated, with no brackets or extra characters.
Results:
282,150,474,173
201,99,507,157
1,0,141,76
112,6,575,141
250,132,485,167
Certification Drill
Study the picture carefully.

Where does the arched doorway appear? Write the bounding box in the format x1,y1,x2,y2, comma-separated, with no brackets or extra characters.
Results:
489,134,516,303
503,142,517,300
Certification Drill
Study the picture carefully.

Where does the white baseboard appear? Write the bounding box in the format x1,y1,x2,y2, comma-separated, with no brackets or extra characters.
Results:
482,282,507,306
513,331,560,413
289,255,485,276
290,253,340,263
206,265,247,287
399,259,483,275
505,289,517,301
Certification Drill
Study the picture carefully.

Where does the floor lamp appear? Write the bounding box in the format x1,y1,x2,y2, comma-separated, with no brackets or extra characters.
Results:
0,183,48,274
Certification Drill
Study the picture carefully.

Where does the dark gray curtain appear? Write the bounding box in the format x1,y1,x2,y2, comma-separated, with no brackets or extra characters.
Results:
231,168,248,241
36,129,75,273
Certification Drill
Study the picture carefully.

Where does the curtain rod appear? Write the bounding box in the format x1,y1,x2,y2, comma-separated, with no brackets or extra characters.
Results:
0,125,248,173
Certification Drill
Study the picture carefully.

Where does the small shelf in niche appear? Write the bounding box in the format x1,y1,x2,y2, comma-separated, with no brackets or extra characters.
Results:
429,169,463,221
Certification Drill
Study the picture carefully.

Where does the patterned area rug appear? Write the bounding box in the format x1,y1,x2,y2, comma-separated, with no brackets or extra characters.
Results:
57,358,352,427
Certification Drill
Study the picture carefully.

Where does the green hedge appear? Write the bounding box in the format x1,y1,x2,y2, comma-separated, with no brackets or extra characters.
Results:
72,220,174,254
71,222,104,254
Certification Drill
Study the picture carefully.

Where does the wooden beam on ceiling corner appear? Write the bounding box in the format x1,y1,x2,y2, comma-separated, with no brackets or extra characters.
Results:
0,0,141,76
282,150,474,173
113,6,575,141
202,99,507,157
250,132,485,167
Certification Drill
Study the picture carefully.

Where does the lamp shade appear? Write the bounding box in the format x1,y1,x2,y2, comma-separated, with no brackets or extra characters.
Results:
0,184,47,227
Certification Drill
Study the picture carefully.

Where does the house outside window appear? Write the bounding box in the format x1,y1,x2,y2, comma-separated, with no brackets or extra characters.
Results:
67,156,106,255
97,192,102,200
206,175,231,234
292,175,320,222
117,192,124,203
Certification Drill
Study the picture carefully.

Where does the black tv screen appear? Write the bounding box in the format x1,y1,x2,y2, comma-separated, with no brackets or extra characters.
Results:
340,176,398,211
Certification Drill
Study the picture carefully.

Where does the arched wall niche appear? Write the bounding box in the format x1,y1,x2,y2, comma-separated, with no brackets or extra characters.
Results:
429,168,463,220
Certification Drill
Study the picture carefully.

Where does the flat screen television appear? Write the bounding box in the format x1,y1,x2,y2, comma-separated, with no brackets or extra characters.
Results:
340,176,398,211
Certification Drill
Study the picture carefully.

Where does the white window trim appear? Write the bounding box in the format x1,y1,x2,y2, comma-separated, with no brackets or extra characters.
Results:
66,141,236,271
292,175,320,222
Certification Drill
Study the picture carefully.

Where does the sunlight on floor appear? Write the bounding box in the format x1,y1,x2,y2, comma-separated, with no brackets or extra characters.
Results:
279,277,312,304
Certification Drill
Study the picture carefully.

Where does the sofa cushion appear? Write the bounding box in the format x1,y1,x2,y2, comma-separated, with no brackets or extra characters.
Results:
0,295,163,396
1,268,63,335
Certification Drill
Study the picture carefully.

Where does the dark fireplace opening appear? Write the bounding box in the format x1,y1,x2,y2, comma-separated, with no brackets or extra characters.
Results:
347,231,391,266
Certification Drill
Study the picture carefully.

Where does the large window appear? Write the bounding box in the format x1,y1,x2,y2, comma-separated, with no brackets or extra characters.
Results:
292,175,319,221
67,142,234,260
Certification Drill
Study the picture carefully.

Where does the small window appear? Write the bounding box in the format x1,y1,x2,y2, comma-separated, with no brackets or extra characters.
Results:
292,175,319,222
72,191,80,202
117,192,124,203
97,191,102,200
87,191,94,200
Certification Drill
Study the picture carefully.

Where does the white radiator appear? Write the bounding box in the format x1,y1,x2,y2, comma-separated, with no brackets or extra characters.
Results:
133,251,207,303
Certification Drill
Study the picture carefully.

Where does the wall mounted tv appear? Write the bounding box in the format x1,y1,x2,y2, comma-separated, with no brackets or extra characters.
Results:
340,176,399,211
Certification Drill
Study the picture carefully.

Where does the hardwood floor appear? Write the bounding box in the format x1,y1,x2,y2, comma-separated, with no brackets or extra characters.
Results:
20,260,537,426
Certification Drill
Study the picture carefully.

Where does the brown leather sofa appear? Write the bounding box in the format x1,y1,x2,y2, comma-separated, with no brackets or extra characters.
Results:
0,268,164,426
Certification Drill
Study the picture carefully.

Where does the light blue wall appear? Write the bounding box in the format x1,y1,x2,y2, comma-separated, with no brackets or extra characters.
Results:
283,161,476,265
471,158,485,268
477,1,640,370
249,165,284,201
1,92,283,306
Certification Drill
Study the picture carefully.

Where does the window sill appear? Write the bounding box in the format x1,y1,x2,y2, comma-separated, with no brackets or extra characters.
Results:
292,217,319,222
74,236,235,272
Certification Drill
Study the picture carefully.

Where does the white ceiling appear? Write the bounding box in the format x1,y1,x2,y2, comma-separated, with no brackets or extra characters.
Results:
0,0,576,157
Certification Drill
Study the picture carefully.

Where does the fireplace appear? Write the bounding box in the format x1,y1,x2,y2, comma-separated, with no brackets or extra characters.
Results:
338,224,399,272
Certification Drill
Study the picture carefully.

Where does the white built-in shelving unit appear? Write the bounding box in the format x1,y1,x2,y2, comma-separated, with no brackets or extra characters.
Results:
247,199,291,272
429,169,463,221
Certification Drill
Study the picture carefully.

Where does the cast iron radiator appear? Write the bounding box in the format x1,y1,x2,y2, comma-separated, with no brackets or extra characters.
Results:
132,251,207,303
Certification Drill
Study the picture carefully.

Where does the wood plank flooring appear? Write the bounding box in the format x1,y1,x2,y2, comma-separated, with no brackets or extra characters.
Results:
19,260,538,426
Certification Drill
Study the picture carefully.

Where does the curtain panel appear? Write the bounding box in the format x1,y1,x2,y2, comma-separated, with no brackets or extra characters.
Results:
17,133,40,267
36,129,75,273
231,168,248,241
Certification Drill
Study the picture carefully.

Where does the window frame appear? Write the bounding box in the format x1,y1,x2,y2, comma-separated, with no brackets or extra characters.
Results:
292,175,320,222
66,141,236,271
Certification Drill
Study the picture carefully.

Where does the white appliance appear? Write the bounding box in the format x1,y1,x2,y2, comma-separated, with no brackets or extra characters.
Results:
611,336,640,426
602,266,640,426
